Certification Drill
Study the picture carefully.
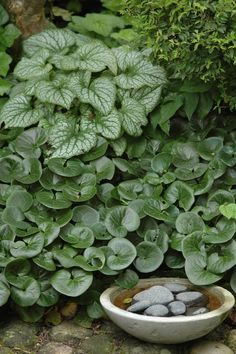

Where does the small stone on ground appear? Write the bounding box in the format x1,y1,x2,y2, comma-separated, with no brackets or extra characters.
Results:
0,320,38,348
0,348,14,354
38,342,75,354
49,321,93,342
226,329,236,353
190,340,234,354
79,334,115,354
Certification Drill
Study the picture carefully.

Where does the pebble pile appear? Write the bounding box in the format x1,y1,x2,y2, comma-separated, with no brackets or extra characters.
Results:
127,283,210,317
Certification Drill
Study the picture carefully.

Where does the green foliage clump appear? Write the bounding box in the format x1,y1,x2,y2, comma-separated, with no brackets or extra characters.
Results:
68,0,137,45
122,0,236,109
0,27,236,323
0,5,20,97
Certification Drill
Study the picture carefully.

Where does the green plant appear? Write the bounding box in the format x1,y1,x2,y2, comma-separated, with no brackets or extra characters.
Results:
0,28,167,321
122,0,236,109
0,4,20,97
0,28,236,324
68,0,137,45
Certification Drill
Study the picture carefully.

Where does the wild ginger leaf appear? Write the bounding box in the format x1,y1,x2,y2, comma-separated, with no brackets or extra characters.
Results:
23,29,76,57
0,95,44,128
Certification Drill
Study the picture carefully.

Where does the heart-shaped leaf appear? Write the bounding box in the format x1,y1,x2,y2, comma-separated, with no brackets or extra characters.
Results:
14,127,47,158
51,269,93,297
165,181,194,211
39,222,60,246
107,238,137,270
72,205,99,225
36,79,75,109
11,277,40,307
119,98,147,136
172,142,199,168
105,206,140,237
23,29,76,56
4,258,31,287
15,158,42,184
175,212,205,234
33,251,56,271
10,233,44,258
203,218,235,243
115,269,139,289
79,78,116,115
37,279,59,307
2,206,29,230
60,224,94,249
134,241,164,273
0,155,22,183
47,158,85,177
182,232,206,258
151,152,172,174
197,137,223,161
175,163,208,181
207,241,236,274
14,50,52,80
185,254,222,285
91,157,115,182
83,247,106,270
219,203,236,219
36,191,72,209
0,95,44,128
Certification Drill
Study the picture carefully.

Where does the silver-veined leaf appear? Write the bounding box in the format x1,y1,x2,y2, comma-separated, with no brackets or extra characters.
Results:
79,78,116,115
14,49,52,80
0,95,44,128
23,29,76,57
119,98,147,136
35,79,75,109
113,47,166,89
95,110,121,139
60,42,117,74
52,130,97,158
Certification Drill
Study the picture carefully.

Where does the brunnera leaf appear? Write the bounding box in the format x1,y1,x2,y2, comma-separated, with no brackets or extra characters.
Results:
0,95,44,128
23,28,76,57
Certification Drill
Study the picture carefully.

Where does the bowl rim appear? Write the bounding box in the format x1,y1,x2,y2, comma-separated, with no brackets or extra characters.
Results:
100,277,235,323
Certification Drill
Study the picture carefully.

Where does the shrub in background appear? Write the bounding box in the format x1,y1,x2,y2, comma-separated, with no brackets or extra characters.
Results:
0,5,20,99
122,0,236,109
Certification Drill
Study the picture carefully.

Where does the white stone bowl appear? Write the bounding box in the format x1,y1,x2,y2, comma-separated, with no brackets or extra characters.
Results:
100,277,235,344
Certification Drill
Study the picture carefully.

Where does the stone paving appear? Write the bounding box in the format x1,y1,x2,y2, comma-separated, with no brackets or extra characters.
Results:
0,316,235,354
